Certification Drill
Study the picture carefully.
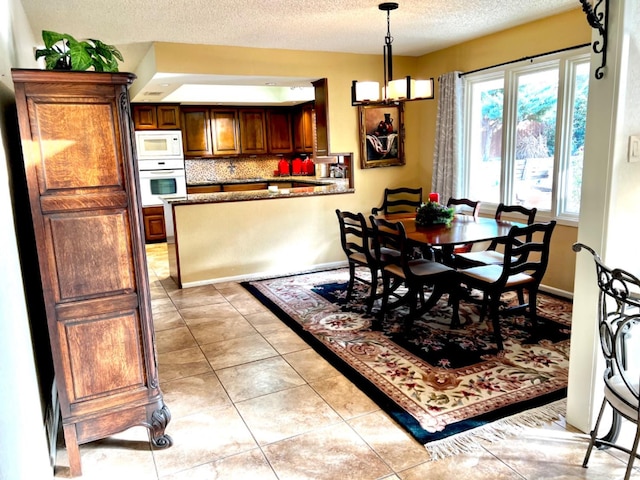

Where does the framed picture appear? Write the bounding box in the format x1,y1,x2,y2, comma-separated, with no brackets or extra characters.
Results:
359,103,405,169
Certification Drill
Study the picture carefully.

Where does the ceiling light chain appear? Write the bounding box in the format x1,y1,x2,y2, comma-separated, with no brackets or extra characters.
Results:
351,2,434,106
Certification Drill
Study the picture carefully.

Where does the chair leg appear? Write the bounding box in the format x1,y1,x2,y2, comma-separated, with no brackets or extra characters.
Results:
582,398,607,468
624,425,640,480
346,262,356,301
366,268,379,314
488,295,504,351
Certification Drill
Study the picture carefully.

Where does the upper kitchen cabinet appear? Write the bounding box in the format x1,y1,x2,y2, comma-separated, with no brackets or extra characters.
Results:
293,103,314,153
181,107,212,157
239,109,267,155
211,108,241,156
133,104,180,130
266,108,293,154
312,78,329,156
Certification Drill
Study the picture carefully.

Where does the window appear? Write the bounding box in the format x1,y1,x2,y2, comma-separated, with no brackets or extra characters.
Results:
462,50,590,221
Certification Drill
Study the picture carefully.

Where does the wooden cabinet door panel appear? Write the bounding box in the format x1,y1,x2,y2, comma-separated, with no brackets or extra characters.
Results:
211,109,240,155
293,104,314,153
157,105,180,129
267,109,293,153
181,108,212,156
239,109,267,154
133,105,157,129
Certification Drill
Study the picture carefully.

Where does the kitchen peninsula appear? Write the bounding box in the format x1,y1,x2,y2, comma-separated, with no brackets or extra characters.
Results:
163,177,353,288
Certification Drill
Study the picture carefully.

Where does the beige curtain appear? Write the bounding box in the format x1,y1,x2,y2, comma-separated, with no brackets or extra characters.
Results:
431,72,463,202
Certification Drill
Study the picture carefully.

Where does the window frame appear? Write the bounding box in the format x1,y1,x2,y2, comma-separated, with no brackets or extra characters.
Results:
461,48,591,225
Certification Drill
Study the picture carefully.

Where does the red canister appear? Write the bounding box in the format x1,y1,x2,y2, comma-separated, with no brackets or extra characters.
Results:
278,159,290,176
292,157,302,175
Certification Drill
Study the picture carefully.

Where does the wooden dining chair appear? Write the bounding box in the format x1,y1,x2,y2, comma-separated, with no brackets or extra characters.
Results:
455,203,537,268
370,216,455,331
371,187,423,215
446,197,481,219
336,209,380,313
451,221,556,350
574,242,640,480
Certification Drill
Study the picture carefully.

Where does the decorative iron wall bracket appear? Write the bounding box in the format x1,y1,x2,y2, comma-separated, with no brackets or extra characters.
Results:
579,0,609,80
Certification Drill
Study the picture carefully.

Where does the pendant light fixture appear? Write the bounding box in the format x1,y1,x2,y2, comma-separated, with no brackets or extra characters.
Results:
351,2,434,106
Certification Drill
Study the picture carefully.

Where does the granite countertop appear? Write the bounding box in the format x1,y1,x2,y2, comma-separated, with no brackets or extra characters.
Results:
165,178,351,206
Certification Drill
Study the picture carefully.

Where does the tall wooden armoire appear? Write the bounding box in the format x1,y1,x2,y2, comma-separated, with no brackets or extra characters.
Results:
11,69,172,477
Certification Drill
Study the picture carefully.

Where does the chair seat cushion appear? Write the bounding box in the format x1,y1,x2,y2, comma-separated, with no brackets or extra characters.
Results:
385,259,452,279
460,264,532,286
457,250,505,265
605,375,640,420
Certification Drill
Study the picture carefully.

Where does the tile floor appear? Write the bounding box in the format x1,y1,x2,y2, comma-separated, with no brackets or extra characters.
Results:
53,242,638,479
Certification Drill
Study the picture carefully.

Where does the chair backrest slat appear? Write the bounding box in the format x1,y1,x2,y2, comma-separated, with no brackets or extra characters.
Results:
336,209,373,262
446,197,480,218
372,187,423,215
498,221,556,284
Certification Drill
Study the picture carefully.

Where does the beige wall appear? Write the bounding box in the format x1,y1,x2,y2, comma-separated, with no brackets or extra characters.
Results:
147,8,589,293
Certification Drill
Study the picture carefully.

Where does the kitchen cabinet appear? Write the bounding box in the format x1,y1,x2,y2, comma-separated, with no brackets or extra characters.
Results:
133,104,180,130
12,69,172,477
187,184,223,194
293,103,314,153
222,182,268,192
181,108,240,157
181,107,212,156
143,206,166,242
239,109,267,154
211,108,241,155
266,109,293,153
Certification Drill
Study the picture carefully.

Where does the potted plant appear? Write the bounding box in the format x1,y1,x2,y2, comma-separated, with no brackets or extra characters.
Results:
34,30,123,72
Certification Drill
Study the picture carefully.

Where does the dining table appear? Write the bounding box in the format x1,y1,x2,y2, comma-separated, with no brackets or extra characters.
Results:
372,212,528,326
377,212,526,264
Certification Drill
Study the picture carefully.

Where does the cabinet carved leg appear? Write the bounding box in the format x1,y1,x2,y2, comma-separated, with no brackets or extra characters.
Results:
63,423,82,477
149,403,173,448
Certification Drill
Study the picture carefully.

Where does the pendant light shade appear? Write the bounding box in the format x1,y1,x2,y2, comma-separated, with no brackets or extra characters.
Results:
351,2,434,106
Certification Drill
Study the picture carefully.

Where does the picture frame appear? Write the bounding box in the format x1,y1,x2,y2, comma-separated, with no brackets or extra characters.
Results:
359,103,405,169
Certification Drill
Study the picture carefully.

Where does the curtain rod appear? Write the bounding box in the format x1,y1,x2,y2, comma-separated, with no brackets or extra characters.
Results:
458,43,591,77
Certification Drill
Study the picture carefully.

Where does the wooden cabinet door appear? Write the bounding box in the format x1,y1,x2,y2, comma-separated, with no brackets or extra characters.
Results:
293,104,314,153
239,109,267,154
157,105,180,129
143,206,166,242
267,109,293,153
181,107,212,157
211,109,240,156
133,104,157,129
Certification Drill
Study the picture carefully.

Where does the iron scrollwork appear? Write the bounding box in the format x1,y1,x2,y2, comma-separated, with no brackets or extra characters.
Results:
579,0,609,80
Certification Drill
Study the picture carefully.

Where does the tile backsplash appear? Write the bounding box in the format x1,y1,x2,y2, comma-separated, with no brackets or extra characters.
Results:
185,156,283,183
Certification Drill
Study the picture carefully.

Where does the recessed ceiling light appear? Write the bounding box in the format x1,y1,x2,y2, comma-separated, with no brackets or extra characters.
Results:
265,82,276,86
160,83,170,87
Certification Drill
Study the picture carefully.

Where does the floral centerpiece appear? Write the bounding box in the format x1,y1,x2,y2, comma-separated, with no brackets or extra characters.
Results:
415,201,455,226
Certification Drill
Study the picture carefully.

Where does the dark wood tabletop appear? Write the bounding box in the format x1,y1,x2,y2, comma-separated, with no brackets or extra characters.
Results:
379,213,526,247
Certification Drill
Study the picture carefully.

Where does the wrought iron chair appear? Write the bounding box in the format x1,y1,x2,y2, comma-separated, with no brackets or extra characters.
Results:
336,209,380,313
371,187,423,215
574,242,640,480
370,216,455,331
451,221,556,350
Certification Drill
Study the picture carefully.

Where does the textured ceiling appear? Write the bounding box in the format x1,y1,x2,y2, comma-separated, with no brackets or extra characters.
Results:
19,0,582,103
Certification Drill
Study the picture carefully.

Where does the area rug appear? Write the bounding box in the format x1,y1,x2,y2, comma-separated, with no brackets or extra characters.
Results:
242,268,571,458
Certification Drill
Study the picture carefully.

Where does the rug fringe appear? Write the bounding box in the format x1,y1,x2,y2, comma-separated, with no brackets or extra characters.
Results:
424,399,567,461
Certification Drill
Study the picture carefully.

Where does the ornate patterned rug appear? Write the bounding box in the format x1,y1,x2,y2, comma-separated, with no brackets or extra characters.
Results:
242,268,571,458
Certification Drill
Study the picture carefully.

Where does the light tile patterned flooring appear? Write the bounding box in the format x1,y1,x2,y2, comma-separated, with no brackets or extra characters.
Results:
53,243,637,479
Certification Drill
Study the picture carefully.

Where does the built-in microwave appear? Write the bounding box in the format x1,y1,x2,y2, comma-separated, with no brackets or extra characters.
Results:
135,130,184,160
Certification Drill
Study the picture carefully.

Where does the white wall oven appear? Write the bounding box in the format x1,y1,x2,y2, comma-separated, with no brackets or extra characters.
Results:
135,131,187,206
